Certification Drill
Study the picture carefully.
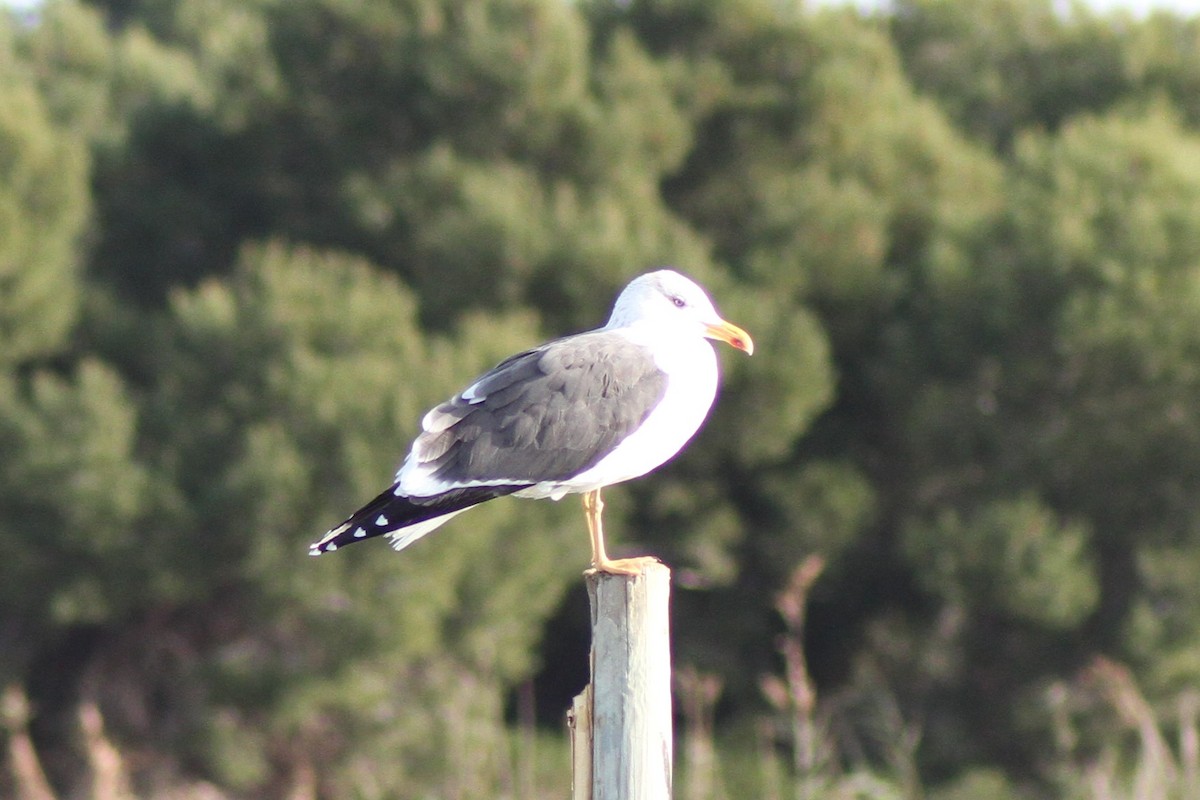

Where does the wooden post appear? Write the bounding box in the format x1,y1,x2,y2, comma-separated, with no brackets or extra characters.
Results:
569,563,673,800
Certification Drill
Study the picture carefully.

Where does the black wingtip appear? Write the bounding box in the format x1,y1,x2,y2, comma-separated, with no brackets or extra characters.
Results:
309,485,401,556
308,483,532,557
308,523,348,556
310,513,388,555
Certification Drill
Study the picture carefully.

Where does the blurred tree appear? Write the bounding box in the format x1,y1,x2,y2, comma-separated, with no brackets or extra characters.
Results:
121,242,585,796
890,0,1131,150
0,32,89,366
8,0,1200,795
79,0,716,330
1122,13,1200,127
873,106,1200,776
0,360,151,663
0,13,156,796
3,239,587,796
1006,109,1200,688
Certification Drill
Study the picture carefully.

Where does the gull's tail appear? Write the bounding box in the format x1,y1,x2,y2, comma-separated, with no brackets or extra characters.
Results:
309,483,530,556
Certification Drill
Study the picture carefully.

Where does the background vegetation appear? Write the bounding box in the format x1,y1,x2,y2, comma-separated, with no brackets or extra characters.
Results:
3,0,1200,797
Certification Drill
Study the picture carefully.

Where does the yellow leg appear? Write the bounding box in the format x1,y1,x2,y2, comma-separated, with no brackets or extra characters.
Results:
582,488,660,576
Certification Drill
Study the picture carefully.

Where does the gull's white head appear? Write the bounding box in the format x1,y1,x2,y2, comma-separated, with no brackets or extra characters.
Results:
606,269,754,354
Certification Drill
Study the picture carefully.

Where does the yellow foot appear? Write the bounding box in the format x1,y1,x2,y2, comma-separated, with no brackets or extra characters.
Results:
587,555,662,576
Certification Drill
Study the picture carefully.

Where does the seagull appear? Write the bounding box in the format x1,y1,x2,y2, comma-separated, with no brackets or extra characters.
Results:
310,269,753,575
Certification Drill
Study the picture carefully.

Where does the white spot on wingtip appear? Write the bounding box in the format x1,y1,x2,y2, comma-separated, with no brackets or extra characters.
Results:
375,515,389,526
327,543,337,551
353,527,366,537
309,548,322,557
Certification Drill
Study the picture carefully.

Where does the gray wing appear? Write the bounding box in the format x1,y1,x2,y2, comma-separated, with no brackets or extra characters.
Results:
413,331,669,485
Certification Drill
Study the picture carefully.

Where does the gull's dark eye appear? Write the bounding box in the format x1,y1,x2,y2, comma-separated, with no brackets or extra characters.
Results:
670,295,687,309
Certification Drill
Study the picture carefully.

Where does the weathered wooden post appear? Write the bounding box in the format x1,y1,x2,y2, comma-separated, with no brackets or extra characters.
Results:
568,562,673,800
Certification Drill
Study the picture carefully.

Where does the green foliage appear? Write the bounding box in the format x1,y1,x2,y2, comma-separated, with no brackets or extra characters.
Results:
0,361,150,632
0,42,89,364
8,0,1200,796
106,240,580,795
904,495,1098,628
891,0,1132,148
